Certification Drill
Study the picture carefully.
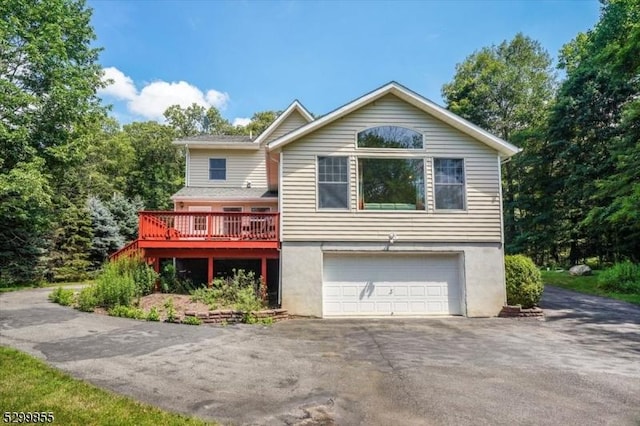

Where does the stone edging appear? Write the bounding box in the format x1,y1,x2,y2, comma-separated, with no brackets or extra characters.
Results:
184,308,289,324
499,305,544,318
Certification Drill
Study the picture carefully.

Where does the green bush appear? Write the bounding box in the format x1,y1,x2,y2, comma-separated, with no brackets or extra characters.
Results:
181,316,202,326
235,286,263,312
48,287,75,306
164,298,178,323
160,263,197,294
94,262,136,308
146,307,160,322
108,305,145,319
76,286,97,312
92,255,158,308
598,261,640,294
191,269,265,311
505,255,544,308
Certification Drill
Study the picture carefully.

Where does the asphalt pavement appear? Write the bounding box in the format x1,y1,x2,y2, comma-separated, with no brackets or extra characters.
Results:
1,286,639,425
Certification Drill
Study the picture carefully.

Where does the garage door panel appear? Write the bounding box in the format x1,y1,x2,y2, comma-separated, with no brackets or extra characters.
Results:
427,286,442,296
323,254,462,316
410,286,426,297
393,286,409,297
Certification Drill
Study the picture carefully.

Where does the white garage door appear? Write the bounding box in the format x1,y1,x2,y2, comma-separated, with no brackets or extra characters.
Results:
323,253,462,317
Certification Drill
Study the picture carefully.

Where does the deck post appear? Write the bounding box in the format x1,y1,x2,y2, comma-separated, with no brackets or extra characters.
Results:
152,258,160,291
207,256,214,287
261,256,267,285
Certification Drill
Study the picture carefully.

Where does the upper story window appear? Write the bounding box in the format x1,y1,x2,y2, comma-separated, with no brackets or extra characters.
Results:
209,158,226,180
357,126,423,149
434,158,465,210
358,158,425,210
317,156,349,209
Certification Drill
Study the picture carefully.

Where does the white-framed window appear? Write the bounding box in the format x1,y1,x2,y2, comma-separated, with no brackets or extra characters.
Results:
209,158,226,180
434,158,465,210
250,207,271,213
317,156,349,209
357,158,425,210
357,126,423,149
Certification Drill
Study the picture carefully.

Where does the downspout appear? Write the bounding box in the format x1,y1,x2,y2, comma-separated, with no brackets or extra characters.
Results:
185,144,190,187
278,150,284,306
498,155,507,306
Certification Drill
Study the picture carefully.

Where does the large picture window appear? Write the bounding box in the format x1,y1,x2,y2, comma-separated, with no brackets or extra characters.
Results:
358,158,425,210
434,158,465,210
357,126,423,149
318,156,349,209
209,158,226,180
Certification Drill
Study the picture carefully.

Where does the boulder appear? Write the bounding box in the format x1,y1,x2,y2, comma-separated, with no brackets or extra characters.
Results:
569,264,592,276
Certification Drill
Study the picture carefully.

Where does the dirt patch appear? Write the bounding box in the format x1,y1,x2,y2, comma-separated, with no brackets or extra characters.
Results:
137,293,210,321
92,294,211,322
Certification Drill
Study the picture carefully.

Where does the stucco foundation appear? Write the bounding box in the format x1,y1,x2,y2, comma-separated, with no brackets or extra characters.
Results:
280,241,506,317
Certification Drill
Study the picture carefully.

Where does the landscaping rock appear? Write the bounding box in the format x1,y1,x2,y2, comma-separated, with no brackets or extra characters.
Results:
569,264,592,276
499,305,545,319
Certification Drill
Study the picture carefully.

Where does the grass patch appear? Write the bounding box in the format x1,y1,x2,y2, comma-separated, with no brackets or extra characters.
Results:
541,270,640,306
0,281,94,294
0,346,214,425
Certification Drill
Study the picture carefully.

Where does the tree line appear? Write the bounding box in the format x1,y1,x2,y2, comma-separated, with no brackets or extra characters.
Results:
0,0,277,285
1,0,638,286
442,0,639,266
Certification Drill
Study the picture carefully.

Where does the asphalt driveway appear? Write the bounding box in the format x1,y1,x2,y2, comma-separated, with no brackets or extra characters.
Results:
1,286,639,426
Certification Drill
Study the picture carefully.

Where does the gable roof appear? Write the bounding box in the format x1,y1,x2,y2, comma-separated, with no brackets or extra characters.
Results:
267,82,521,158
253,100,314,145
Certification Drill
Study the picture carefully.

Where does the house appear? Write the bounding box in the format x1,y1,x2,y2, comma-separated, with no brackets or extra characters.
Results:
113,82,520,317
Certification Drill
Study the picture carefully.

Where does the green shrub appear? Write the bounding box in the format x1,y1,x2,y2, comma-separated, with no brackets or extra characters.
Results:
505,255,544,308
598,261,640,294
164,298,178,323
191,269,265,311
76,286,97,312
146,307,160,322
234,286,263,312
160,263,197,294
92,255,158,308
108,305,145,319
94,262,136,308
182,316,202,325
48,287,75,306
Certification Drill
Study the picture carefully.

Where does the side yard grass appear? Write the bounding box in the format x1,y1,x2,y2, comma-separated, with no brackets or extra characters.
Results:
541,270,640,306
0,281,93,294
0,346,214,426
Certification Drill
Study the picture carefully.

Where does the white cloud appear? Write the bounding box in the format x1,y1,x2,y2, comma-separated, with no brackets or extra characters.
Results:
98,67,137,101
206,89,230,109
232,117,251,127
98,67,231,121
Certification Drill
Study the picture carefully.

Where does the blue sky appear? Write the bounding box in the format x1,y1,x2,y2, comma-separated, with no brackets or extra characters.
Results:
91,0,601,126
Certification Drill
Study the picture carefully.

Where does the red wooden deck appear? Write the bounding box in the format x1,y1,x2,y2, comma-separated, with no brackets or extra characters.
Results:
110,211,281,284
137,211,279,249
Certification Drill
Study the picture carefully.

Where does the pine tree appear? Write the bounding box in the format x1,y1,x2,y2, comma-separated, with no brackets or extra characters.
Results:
105,193,144,242
87,196,124,268
47,200,93,282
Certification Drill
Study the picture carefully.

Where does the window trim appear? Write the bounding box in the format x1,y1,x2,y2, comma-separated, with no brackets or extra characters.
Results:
432,157,467,212
355,125,425,151
316,155,350,211
356,156,427,212
250,207,271,213
209,157,227,181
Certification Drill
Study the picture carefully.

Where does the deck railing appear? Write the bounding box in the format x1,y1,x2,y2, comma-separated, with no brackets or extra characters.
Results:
138,211,280,242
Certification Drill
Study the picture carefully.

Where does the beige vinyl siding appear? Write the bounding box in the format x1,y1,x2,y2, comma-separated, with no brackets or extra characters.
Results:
265,110,310,190
189,149,268,188
263,110,310,144
280,94,503,242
